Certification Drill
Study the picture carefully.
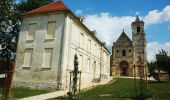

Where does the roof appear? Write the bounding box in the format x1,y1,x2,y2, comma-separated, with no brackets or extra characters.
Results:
114,30,132,46
23,1,68,15
132,16,144,25
135,16,140,22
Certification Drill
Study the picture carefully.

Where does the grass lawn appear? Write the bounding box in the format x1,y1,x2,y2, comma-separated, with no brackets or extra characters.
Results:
78,78,170,100
0,87,52,99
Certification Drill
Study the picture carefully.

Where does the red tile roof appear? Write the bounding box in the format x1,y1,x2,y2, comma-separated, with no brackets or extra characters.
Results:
23,1,69,15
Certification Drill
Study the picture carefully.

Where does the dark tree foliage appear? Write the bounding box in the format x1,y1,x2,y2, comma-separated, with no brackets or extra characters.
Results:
148,61,160,81
155,49,170,81
0,0,54,62
72,54,79,95
0,0,19,62
16,0,53,14
148,61,158,72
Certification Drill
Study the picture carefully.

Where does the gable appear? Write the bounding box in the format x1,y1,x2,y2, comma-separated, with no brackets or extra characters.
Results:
115,32,132,47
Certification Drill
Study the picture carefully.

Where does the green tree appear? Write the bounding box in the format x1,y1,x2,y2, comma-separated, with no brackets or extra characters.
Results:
16,0,53,14
72,54,79,95
0,0,19,62
148,61,158,72
0,0,54,62
148,61,160,81
155,49,170,81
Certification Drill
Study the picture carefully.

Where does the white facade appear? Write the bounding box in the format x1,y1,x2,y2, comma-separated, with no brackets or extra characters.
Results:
13,11,110,90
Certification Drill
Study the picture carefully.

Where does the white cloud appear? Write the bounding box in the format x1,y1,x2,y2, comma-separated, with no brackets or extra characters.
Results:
84,13,135,45
147,42,170,62
75,9,83,15
143,5,170,26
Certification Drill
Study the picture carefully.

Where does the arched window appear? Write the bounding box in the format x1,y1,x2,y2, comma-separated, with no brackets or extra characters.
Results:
122,49,126,56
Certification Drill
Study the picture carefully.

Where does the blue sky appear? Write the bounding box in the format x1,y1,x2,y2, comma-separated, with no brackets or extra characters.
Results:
61,0,170,61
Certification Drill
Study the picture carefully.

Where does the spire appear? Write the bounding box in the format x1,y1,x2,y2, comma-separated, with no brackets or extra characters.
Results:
122,29,125,34
135,15,140,22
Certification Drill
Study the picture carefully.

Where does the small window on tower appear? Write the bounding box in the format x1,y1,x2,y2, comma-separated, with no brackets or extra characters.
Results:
129,49,131,52
137,27,140,32
117,50,119,53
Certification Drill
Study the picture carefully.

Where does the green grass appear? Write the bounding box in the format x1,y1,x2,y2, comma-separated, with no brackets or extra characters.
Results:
149,81,170,99
77,78,170,100
0,87,52,99
79,78,136,100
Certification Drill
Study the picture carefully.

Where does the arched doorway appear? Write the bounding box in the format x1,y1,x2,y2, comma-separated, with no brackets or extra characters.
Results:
120,61,128,76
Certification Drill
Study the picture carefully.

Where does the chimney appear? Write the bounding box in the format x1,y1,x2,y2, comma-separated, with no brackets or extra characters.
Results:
91,30,97,36
102,42,106,45
77,16,85,22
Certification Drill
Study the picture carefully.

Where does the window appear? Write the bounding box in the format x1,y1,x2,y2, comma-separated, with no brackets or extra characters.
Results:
117,50,119,53
93,61,96,78
129,49,131,52
80,33,84,48
79,55,83,71
98,48,101,57
23,48,33,67
47,21,56,39
43,48,53,68
137,26,140,32
27,23,37,40
87,39,91,52
94,44,97,55
122,49,126,56
87,58,90,72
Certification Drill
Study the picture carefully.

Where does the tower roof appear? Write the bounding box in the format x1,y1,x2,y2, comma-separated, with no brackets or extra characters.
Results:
135,16,140,22
132,16,144,25
23,1,69,16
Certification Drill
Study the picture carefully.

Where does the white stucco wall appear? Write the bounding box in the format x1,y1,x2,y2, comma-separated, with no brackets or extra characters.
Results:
13,13,66,89
60,14,111,90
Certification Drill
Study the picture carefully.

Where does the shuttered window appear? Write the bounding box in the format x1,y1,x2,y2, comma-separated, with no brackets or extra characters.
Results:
87,39,91,52
43,48,53,68
28,23,36,40
23,48,33,67
80,33,84,48
47,21,56,39
87,58,90,72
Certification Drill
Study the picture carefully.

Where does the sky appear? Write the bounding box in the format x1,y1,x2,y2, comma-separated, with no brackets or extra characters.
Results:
61,0,170,62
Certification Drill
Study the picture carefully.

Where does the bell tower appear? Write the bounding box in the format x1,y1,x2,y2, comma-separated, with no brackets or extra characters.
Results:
131,16,146,63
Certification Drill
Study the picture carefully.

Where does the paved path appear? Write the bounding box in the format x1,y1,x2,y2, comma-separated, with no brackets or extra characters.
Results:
114,76,156,81
19,77,113,100
19,90,68,100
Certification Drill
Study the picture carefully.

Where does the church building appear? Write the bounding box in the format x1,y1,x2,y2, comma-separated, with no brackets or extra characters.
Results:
13,1,111,90
111,16,147,76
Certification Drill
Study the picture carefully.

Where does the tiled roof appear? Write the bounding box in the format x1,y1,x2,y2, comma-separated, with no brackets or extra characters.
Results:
23,1,68,15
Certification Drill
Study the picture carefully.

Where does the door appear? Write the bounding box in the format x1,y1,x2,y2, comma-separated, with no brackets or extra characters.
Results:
121,67,127,76
120,61,128,76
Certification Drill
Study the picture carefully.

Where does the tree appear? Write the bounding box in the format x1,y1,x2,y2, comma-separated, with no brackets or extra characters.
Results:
0,0,54,62
0,0,19,62
72,54,79,95
148,61,158,72
16,0,53,14
155,49,170,81
148,61,160,81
